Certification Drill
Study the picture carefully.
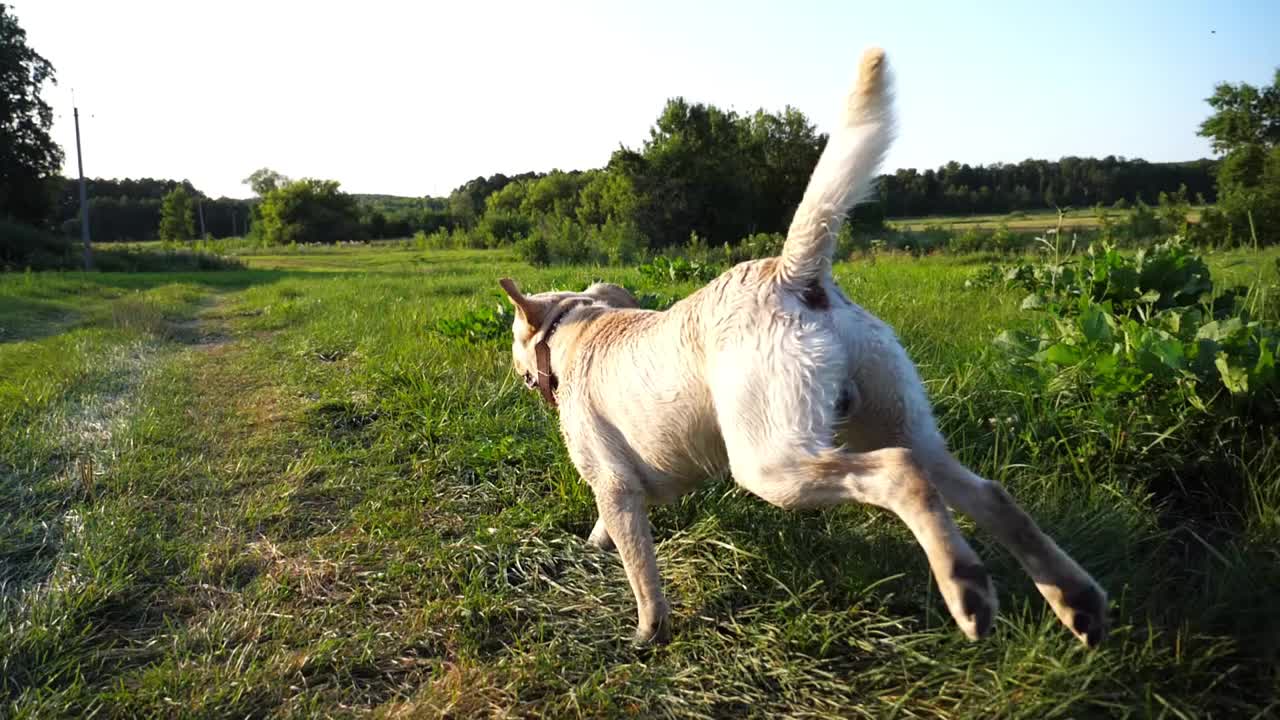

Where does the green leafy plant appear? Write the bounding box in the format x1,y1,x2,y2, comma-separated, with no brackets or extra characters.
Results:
637,255,722,283
635,292,678,311
1002,238,1213,315
995,239,1276,414
988,239,1277,549
432,301,514,343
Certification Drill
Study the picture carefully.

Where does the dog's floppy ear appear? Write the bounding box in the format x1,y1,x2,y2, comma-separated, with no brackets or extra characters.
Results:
498,277,548,328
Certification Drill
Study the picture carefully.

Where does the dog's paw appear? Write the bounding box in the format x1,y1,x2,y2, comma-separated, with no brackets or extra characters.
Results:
632,611,672,647
1047,580,1108,648
587,521,615,551
947,562,997,641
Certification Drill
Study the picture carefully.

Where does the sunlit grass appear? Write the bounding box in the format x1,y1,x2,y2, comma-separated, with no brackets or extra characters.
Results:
1,245,1276,717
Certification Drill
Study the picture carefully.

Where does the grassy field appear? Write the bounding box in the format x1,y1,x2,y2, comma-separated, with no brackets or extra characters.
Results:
886,207,1206,233
2,245,1278,718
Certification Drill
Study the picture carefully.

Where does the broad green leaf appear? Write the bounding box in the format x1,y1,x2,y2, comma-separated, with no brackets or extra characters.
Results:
1215,352,1249,394
1252,339,1276,388
1092,353,1119,377
1197,317,1243,343
1080,305,1112,343
1039,343,1083,365
1149,338,1185,370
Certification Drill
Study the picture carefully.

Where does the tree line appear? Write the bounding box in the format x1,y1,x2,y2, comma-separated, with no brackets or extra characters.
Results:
45,151,1219,247
873,157,1217,218
3,1,1276,268
49,178,250,242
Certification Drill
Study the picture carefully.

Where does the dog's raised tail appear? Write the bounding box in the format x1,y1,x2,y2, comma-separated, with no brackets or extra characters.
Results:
779,48,894,286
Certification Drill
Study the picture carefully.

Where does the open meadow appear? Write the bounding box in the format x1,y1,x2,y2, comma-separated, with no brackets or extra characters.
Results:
2,244,1278,718
885,207,1207,234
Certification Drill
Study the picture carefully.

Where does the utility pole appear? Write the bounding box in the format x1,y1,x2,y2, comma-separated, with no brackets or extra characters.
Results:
74,103,92,270
197,197,207,239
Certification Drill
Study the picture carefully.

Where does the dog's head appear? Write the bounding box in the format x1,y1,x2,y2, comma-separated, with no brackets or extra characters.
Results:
497,278,638,393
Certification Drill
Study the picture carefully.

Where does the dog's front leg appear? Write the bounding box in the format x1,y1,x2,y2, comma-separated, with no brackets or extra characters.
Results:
593,485,670,645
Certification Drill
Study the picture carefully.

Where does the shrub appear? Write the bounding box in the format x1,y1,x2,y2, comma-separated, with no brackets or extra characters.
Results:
514,233,551,266
637,255,722,283
432,301,514,343
91,246,246,272
948,227,988,254
634,292,678,311
733,232,785,262
479,211,533,247
990,224,1018,253
0,219,72,269
683,231,713,263
256,179,363,245
1124,198,1162,242
544,217,592,264
833,224,868,259
991,238,1277,523
1005,239,1212,315
1156,185,1193,238
592,218,648,265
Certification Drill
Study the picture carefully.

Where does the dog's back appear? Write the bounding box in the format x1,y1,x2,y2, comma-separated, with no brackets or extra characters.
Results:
556,48,896,487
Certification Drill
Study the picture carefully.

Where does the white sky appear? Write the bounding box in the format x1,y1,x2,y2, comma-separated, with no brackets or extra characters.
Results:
14,1,1276,199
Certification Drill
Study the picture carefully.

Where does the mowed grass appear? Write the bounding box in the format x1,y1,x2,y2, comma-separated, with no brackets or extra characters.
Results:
2,245,1278,718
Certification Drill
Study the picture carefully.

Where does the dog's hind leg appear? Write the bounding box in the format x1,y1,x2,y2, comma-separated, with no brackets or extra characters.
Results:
915,444,1108,647
711,324,995,639
730,444,997,640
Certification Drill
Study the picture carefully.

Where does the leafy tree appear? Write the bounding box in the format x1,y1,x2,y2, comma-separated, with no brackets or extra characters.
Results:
634,97,755,245
255,178,362,245
569,98,800,248
520,170,588,218
242,168,289,196
465,94,1218,256
1199,71,1280,155
1198,69,1280,244
0,4,63,226
447,172,541,227
742,107,825,234
158,185,196,241
576,168,639,227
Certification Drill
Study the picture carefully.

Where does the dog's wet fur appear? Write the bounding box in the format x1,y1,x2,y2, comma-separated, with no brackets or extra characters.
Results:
498,48,1106,648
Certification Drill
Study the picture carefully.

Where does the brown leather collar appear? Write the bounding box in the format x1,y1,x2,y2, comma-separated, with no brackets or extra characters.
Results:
532,299,594,408
533,313,567,407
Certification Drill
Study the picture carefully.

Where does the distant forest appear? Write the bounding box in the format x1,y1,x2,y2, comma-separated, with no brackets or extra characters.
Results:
873,157,1216,217
57,156,1215,243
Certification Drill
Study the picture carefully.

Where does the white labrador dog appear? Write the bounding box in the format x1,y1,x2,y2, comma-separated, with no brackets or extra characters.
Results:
499,48,1106,647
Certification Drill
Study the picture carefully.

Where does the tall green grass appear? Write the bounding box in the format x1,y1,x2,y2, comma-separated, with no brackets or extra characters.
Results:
1,246,1277,717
